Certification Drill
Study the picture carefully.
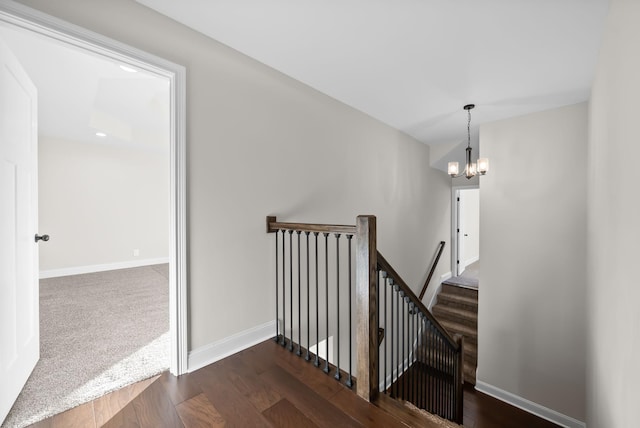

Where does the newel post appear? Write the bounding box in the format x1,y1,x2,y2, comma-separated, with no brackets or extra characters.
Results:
355,215,378,401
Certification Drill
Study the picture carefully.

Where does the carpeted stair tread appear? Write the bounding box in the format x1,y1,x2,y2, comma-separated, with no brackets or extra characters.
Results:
437,292,478,311
432,305,477,328
441,284,478,299
439,320,477,343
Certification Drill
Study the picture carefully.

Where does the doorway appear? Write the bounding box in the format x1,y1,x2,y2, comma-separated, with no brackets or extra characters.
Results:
0,3,186,426
452,186,480,284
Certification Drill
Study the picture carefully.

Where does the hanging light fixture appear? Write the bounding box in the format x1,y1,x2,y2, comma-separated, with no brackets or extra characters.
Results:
448,104,489,179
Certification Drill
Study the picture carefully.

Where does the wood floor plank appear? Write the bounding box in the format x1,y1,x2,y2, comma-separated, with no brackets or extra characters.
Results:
25,340,563,428
158,371,202,406
94,376,157,426
195,365,275,427
330,388,406,427
51,401,96,428
251,340,347,400
376,394,430,427
463,385,559,428
101,402,140,428
130,378,184,428
262,398,319,428
175,393,225,428
260,364,363,428
215,349,283,412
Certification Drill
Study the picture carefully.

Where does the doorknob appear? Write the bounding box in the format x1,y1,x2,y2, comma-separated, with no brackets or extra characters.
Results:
35,234,50,242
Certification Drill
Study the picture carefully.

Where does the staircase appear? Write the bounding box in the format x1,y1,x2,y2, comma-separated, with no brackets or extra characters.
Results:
432,283,478,385
267,216,464,424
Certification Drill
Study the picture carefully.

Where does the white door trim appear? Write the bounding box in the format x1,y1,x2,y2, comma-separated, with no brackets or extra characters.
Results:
0,0,188,376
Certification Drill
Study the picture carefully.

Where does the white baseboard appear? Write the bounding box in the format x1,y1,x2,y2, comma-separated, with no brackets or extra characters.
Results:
440,271,452,282
464,255,480,266
187,320,276,373
39,257,170,279
475,381,586,428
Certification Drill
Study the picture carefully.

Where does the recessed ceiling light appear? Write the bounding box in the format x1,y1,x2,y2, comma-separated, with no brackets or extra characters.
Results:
119,65,138,73
96,132,107,137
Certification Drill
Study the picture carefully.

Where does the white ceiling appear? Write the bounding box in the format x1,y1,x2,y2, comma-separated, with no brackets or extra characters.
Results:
0,23,169,152
136,0,609,167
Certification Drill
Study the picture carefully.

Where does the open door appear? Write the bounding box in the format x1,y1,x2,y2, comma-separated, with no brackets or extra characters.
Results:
0,37,39,424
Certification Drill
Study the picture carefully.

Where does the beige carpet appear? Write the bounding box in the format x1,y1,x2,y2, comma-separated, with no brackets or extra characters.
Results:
1,264,170,428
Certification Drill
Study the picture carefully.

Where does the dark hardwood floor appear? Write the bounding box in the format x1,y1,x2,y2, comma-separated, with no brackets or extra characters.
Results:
28,340,559,427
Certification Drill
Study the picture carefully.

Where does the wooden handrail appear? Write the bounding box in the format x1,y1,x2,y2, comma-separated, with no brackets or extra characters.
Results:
266,216,356,235
377,251,459,349
418,241,446,301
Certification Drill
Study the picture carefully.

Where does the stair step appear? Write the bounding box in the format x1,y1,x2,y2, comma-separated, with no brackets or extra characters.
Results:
439,320,477,345
375,393,461,427
436,292,478,312
441,284,478,299
432,305,477,328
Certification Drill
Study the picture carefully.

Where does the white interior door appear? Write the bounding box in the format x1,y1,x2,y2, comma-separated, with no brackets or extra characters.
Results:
456,191,465,276
0,37,39,424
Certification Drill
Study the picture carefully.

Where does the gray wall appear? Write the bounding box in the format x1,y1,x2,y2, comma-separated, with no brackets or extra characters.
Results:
38,137,169,272
588,0,640,425
16,0,453,351
478,103,588,421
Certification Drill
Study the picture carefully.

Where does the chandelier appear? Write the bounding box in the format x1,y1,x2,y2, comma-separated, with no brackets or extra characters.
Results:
448,104,489,179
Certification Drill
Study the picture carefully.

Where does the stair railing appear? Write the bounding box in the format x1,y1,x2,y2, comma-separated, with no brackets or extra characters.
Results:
266,215,366,392
266,215,462,423
377,252,464,423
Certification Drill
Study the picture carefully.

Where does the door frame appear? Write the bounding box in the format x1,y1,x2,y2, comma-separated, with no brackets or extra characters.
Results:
0,2,188,375
451,184,479,277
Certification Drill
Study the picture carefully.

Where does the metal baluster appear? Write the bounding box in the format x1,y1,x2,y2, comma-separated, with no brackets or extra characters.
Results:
305,232,311,361
281,230,286,347
413,308,417,406
323,232,330,374
395,284,400,398
383,272,388,394
432,324,436,414
437,330,441,416
297,231,302,356
275,229,279,342
346,235,353,388
314,232,320,367
414,307,418,405
428,322,433,412
409,302,414,404
450,346,454,420
416,311,420,407
401,293,405,400
419,312,427,409
390,280,395,396
377,269,380,388
334,233,341,380
289,230,294,352
439,333,443,416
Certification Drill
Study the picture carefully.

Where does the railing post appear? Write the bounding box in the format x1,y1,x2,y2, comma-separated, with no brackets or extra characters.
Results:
356,215,378,401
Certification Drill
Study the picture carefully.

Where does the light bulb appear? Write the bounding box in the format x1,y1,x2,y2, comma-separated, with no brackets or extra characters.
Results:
448,162,459,177
478,158,489,175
